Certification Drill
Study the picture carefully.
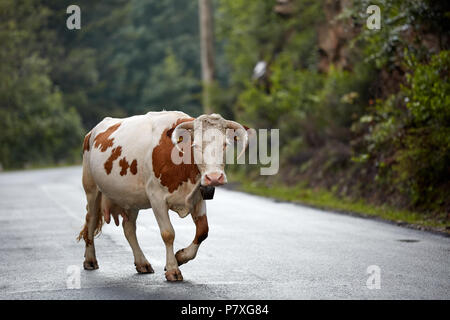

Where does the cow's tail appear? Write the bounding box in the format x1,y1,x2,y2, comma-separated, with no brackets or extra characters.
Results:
77,195,104,244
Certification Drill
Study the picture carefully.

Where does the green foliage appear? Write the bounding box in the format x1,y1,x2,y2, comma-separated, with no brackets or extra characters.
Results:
95,0,202,117
0,0,84,169
216,0,328,173
315,62,373,131
237,58,324,159
142,49,201,116
216,0,322,86
404,51,450,125
216,0,373,174
362,51,450,207
352,0,449,68
0,0,204,169
39,0,203,129
217,0,449,216
354,0,413,68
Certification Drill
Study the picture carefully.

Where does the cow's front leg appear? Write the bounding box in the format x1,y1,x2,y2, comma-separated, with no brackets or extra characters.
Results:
122,209,154,274
175,200,208,266
152,201,183,281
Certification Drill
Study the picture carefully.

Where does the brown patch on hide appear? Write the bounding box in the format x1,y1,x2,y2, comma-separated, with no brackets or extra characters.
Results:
119,157,130,176
152,118,199,193
93,123,121,152
83,132,92,152
104,146,122,175
118,157,137,176
130,159,138,175
193,215,209,244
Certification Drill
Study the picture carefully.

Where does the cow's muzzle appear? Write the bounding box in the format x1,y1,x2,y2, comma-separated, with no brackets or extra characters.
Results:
203,172,226,187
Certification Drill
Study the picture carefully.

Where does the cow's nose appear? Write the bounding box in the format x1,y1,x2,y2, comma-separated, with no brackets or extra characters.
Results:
204,172,225,186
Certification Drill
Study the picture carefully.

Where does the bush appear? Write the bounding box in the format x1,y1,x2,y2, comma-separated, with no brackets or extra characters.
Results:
0,0,84,169
361,50,450,208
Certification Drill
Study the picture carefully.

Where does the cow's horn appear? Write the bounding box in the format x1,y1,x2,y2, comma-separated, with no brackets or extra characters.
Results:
171,120,194,152
225,120,249,159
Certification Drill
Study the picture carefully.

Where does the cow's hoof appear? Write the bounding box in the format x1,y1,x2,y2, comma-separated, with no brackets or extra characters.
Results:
135,262,154,274
83,260,99,270
165,268,183,282
175,249,189,266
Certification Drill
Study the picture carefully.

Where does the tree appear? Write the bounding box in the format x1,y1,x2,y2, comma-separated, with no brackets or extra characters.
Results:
199,0,215,113
0,0,84,169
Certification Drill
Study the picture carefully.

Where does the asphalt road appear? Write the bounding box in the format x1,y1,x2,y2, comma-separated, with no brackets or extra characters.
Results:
0,166,448,299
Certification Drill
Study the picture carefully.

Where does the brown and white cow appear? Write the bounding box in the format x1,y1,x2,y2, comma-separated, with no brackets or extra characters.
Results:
78,111,248,281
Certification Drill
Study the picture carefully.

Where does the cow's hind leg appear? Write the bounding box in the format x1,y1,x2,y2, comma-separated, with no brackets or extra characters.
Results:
175,200,208,266
78,162,103,270
122,210,154,274
78,190,102,269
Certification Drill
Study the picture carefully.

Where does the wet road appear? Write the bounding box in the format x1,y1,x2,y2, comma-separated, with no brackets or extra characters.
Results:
0,166,448,299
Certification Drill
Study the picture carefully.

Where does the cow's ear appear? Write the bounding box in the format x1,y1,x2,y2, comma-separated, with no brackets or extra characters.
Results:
167,128,193,138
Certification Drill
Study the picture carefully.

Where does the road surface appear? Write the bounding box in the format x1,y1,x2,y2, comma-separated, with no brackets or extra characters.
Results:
0,166,448,299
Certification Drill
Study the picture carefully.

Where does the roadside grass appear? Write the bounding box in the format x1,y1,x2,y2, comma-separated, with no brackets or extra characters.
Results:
228,172,449,234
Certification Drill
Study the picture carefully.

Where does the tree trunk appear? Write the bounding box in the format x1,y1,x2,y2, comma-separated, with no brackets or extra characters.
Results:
199,0,215,114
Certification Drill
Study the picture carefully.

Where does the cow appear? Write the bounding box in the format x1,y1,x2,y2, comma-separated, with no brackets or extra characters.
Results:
77,111,248,281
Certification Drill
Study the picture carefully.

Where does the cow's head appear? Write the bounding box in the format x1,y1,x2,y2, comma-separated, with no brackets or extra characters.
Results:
171,114,248,187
